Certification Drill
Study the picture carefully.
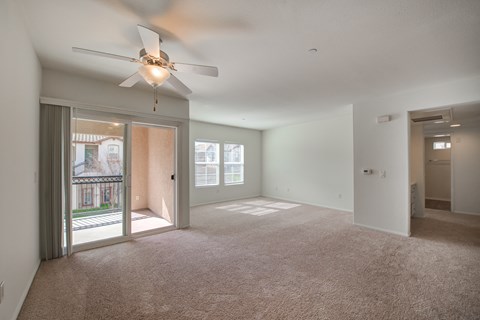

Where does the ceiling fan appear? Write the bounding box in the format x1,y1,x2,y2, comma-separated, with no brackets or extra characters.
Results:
73,25,218,109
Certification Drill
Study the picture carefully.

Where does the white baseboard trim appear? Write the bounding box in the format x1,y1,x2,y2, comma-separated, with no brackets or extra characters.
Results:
354,222,410,237
454,210,480,216
425,197,451,202
261,194,353,213
12,259,41,320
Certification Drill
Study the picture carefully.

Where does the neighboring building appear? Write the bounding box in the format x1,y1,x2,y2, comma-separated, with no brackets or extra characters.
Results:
72,134,123,212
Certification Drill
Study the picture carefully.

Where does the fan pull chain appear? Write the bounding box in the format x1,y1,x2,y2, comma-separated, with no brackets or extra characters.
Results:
153,86,158,112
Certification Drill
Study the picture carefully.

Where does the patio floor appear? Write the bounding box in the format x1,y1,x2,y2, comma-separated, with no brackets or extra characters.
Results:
73,210,173,245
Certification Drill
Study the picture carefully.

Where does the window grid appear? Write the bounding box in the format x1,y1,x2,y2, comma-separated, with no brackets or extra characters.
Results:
107,144,119,160
195,141,220,187
433,141,451,150
224,143,244,185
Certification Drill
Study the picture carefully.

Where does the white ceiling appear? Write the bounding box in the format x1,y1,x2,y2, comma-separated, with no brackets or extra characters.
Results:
18,0,480,130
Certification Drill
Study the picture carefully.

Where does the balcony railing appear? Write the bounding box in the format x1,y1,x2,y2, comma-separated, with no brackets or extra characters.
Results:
72,175,123,218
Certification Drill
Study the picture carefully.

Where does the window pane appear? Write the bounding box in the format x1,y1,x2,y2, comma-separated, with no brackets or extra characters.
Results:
224,143,244,185
195,141,219,187
195,152,206,162
433,141,452,150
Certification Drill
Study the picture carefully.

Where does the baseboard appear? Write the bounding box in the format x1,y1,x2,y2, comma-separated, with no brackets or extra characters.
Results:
11,259,41,320
454,210,480,216
425,197,451,202
353,222,410,237
261,194,353,213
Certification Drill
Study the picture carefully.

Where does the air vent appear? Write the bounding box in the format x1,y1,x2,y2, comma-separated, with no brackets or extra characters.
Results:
410,109,451,123
411,115,443,122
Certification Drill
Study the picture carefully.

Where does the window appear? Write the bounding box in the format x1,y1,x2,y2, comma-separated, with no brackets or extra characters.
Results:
195,141,220,187
433,141,451,150
107,144,119,160
85,145,98,171
82,187,93,207
224,143,244,185
101,187,111,204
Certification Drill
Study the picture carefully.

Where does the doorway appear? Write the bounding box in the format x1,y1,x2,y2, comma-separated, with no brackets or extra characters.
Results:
130,124,175,234
409,102,480,236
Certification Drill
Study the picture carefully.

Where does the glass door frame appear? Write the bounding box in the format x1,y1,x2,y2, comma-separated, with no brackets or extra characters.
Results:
128,122,178,238
69,108,179,253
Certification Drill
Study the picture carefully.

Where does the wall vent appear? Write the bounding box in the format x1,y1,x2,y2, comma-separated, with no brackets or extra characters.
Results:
410,109,451,123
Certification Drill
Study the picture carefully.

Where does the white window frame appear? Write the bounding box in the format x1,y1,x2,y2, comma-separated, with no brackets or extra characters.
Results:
433,141,451,150
107,144,119,160
224,143,244,185
194,141,220,187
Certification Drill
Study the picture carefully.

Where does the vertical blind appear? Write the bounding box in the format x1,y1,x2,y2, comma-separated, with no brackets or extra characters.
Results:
39,104,71,260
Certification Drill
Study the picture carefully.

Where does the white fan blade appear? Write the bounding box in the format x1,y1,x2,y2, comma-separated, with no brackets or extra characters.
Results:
72,47,139,63
119,72,143,87
173,63,218,77
137,25,161,58
167,73,192,95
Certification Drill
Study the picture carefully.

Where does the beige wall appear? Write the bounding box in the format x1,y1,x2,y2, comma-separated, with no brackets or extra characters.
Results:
425,137,451,201
190,121,262,206
409,123,425,217
148,127,175,223
131,126,175,223
0,1,42,319
451,125,480,214
131,127,149,210
263,111,353,211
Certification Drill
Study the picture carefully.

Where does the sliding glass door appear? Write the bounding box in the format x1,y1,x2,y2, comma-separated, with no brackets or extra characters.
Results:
67,111,177,252
71,118,126,246
130,124,176,234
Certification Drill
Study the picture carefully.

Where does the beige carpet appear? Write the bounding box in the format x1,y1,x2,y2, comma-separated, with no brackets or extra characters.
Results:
18,198,480,320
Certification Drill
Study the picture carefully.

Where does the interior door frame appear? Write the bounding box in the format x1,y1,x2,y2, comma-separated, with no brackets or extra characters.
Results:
69,108,179,253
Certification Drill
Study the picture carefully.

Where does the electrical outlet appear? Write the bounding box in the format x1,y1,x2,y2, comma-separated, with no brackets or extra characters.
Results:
135,196,140,201
0,281,5,304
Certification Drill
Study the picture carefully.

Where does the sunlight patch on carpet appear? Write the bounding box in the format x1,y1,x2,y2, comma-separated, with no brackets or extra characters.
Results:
265,202,301,209
216,200,300,216
243,200,275,206
239,208,279,216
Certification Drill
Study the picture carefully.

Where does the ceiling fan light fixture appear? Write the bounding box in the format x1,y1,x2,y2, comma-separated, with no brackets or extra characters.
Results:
139,64,170,87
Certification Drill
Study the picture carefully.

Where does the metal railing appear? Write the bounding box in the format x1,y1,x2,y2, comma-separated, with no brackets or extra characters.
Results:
72,175,123,218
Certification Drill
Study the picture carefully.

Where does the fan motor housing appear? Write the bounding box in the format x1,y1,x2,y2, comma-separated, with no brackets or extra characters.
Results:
139,48,170,65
